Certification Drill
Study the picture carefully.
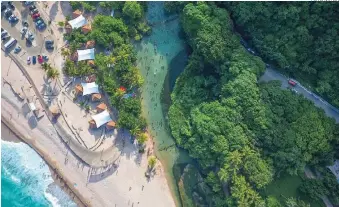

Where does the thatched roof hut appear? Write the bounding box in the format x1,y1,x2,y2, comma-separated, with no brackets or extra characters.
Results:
75,84,83,95
70,52,78,61
96,103,107,113
106,121,116,130
86,74,96,83
89,119,96,128
86,40,95,49
87,60,95,67
72,10,82,19
65,24,72,34
91,93,102,102
82,24,92,34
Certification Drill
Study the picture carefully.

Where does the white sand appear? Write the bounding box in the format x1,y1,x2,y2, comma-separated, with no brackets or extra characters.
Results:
2,48,175,207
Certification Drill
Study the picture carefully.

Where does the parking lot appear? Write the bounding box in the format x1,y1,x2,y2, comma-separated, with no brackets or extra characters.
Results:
1,1,56,62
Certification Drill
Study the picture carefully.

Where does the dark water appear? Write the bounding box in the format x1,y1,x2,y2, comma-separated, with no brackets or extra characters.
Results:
135,2,193,206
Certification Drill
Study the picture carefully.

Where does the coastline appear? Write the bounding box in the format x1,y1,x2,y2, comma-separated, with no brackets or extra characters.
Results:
1,49,176,207
1,118,88,207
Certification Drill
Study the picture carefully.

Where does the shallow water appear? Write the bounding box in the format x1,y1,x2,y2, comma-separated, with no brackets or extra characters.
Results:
1,138,77,207
135,2,193,205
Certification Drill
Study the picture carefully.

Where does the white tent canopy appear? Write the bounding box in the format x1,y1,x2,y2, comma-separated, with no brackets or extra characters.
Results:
77,48,95,61
92,110,112,128
68,15,87,29
81,82,99,96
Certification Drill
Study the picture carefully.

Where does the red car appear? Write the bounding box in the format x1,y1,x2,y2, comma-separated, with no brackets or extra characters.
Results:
32,13,40,19
288,79,297,86
38,55,43,63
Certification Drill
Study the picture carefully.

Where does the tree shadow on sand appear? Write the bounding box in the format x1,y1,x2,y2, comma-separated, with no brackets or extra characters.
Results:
49,2,59,21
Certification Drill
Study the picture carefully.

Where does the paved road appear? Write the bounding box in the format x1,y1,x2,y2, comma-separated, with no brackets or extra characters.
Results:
241,41,339,123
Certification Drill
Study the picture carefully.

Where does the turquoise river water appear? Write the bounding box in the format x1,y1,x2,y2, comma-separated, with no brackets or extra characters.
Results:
135,2,193,206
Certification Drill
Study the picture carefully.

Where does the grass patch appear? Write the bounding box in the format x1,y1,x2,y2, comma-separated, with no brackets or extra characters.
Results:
261,174,325,207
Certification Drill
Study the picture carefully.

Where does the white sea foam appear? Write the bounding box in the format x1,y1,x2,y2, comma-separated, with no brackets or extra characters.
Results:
2,140,76,207
44,191,62,207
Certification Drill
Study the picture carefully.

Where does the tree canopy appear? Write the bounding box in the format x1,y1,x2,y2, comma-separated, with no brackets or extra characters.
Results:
168,2,339,206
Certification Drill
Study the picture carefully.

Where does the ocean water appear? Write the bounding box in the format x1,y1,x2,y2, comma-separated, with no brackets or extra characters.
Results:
1,140,77,207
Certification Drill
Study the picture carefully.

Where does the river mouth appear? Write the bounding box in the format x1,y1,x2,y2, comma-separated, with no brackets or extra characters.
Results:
134,2,194,206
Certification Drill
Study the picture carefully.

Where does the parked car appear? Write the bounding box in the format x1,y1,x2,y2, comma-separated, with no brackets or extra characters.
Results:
27,31,34,40
4,9,12,17
37,23,46,30
14,46,21,53
45,40,54,44
35,20,43,26
32,13,40,19
24,1,34,6
42,55,49,61
8,15,18,22
1,4,6,12
8,3,15,10
46,44,54,50
38,55,43,63
23,20,29,27
29,5,36,10
32,56,36,64
2,35,10,42
30,8,38,15
27,56,31,64
1,30,8,37
20,27,28,35
288,79,297,87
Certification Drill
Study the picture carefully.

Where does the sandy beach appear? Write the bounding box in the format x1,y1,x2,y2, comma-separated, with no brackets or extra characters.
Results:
2,43,175,207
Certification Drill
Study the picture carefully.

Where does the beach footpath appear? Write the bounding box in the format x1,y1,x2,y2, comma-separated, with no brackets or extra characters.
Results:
1,45,175,207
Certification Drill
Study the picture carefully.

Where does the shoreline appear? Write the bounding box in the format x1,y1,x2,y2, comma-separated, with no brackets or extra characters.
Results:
1,51,176,207
1,118,88,207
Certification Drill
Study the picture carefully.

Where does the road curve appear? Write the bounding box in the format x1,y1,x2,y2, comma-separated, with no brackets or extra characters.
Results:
240,42,339,123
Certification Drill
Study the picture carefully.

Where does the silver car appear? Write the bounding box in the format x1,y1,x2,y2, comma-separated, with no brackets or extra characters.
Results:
20,27,28,35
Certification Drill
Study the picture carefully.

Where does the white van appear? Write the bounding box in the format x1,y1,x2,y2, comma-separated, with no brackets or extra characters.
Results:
4,37,17,50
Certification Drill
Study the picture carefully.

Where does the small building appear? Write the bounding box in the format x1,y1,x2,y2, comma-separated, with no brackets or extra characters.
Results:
106,121,116,130
65,24,72,34
70,52,78,61
68,15,87,29
75,84,83,95
90,110,112,128
91,93,102,102
81,82,99,96
72,9,82,19
88,119,96,129
82,24,92,34
96,103,107,113
86,40,95,49
86,74,96,83
87,60,95,67
77,48,95,61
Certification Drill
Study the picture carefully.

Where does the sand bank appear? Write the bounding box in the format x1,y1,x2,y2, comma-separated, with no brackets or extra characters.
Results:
1,46,175,207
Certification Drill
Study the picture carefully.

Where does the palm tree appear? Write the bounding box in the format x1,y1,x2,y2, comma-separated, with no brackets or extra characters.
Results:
47,68,60,80
136,133,148,146
227,150,243,174
130,126,140,137
148,156,157,170
41,62,51,71
61,48,70,58
218,167,230,182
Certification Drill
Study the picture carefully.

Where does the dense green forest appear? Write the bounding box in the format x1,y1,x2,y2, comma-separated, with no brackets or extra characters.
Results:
167,2,339,207
222,2,339,107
